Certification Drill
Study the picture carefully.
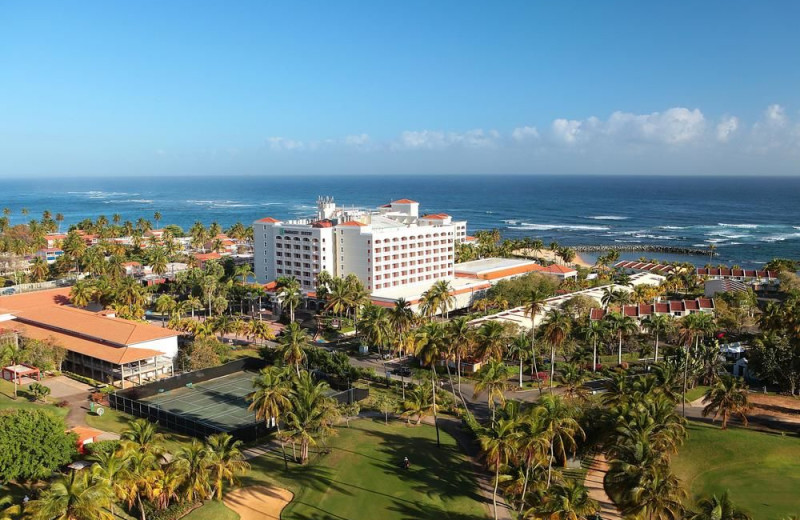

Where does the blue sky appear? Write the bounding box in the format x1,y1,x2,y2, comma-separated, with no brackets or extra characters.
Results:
1,0,799,177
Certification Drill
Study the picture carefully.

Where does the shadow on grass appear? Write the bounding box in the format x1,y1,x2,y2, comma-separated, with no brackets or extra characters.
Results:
356,422,487,505
386,500,489,520
243,450,351,497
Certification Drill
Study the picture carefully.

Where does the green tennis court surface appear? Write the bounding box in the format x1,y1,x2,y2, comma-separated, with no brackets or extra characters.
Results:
140,371,259,431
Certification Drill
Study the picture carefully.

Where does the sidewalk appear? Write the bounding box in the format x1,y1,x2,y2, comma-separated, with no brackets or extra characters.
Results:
583,454,622,520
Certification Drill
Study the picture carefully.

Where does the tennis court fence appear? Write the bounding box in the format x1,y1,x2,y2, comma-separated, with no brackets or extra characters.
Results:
110,357,270,441
110,357,369,441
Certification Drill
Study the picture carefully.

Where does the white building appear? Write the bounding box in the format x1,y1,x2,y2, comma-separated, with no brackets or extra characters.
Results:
254,197,468,293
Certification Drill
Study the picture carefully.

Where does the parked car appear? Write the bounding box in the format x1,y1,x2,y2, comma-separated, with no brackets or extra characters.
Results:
393,367,412,377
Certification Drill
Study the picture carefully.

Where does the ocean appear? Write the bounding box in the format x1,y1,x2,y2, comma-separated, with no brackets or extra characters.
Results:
1,175,798,267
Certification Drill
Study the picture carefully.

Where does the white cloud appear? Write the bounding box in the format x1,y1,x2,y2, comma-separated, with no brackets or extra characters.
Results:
395,129,499,150
344,133,370,146
511,126,540,141
716,116,739,142
552,119,583,144
764,104,787,126
266,137,304,151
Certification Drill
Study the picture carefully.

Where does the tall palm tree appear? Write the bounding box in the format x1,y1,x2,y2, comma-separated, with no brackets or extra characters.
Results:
277,276,302,322
604,312,638,366
205,433,250,500
702,375,752,429
278,322,309,376
415,321,449,447
689,491,752,520
540,310,572,391
89,450,131,517
523,289,549,389
535,393,584,488
642,314,672,364
474,359,512,425
581,319,605,373
508,332,530,388
285,371,338,464
479,418,520,520
248,367,292,427
358,304,392,356
388,298,415,355
447,316,474,399
247,366,293,468
26,471,114,520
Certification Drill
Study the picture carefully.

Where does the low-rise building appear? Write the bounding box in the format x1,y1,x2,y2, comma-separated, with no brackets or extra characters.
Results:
0,288,179,388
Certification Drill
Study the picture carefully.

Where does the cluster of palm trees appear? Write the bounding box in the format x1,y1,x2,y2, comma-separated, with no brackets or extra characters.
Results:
247,366,339,465
14,419,248,520
0,207,254,287
475,394,590,519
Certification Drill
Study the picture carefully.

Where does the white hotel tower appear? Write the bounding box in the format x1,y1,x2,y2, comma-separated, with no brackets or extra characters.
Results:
253,197,468,293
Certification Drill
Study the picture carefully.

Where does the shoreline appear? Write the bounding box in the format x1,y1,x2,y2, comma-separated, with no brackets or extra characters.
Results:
513,248,594,268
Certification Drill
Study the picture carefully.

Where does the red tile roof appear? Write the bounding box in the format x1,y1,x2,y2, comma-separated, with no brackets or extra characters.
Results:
421,213,450,219
390,199,418,204
312,220,333,228
256,217,281,223
338,221,366,227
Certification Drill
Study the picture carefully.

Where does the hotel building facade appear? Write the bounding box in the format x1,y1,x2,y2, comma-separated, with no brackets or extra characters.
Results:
253,197,468,293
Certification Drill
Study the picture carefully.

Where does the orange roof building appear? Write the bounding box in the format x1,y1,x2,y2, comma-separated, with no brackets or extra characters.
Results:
0,288,178,388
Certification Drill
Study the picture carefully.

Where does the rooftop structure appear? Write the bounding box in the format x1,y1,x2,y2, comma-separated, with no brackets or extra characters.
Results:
254,196,468,293
0,288,179,387
589,298,715,320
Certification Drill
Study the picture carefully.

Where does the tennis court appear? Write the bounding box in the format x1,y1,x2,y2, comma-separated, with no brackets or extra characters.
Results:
140,370,259,431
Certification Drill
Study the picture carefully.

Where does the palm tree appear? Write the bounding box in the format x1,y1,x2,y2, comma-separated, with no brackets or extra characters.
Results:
702,375,752,429
285,371,338,464
476,320,508,361
154,294,176,326
358,304,392,356
689,491,752,520
29,256,49,282
479,418,519,520
508,332,530,388
581,319,605,373
277,276,302,322
621,469,686,520
556,363,589,401
205,433,250,500
247,366,292,468
415,321,449,447
474,359,512,425
604,312,638,365
523,289,548,389
278,322,309,376
26,471,114,520
532,479,598,520
535,393,584,488
401,384,434,425
447,316,474,398
642,314,672,364
121,418,165,456
173,440,211,502
540,310,572,391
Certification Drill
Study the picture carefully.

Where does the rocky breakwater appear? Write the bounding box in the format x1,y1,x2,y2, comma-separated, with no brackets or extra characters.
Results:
573,245,709,256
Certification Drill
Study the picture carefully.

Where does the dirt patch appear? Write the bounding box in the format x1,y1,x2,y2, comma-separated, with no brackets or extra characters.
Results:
749,393,800,424
223,485,293,520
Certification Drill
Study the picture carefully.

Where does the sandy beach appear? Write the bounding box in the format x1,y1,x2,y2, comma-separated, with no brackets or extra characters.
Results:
513,248,595,268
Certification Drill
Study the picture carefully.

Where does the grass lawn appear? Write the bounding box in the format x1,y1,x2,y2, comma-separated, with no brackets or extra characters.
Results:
0,379,69,418
85,407,195,452
684,385,710,402
241,418,488,520
183,501,240,520
673,422,800,519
